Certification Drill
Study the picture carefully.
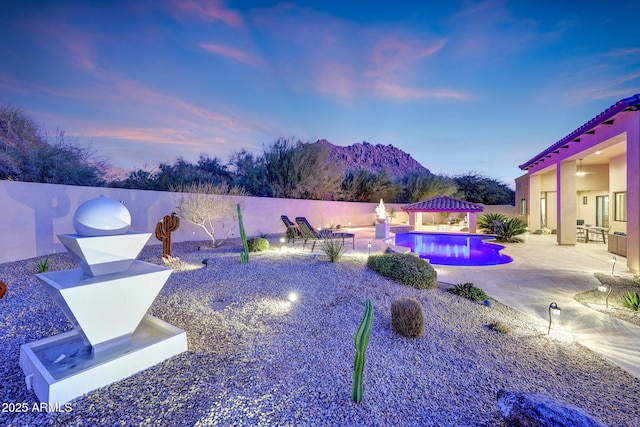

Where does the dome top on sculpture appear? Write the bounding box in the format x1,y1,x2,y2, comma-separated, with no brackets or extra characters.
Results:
73,196,131,236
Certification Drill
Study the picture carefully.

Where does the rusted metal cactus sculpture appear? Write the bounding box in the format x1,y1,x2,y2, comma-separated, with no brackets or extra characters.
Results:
155,213,180,258
0,281,6,299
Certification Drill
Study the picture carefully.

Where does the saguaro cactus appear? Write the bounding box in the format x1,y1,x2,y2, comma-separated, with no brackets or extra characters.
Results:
352,298,374,403
237,204,249,264
155,213,180,258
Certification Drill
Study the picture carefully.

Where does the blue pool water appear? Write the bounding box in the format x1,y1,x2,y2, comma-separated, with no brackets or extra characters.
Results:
393,232,513,266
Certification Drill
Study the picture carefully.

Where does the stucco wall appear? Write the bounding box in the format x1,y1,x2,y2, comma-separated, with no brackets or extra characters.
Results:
610,154,627,234
1,180,409,263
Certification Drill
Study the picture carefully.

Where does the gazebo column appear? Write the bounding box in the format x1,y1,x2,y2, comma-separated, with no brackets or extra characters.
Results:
469,212,477,233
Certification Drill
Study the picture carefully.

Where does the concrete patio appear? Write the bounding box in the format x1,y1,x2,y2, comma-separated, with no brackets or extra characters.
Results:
346,228,640,379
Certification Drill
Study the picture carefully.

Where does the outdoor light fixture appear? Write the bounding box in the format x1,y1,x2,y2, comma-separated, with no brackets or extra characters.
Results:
288,292,298,303
279,237,286,251
548,302,561,335
598,284,612,308
576,159,586,177
609,256,617,276
367,241,371,256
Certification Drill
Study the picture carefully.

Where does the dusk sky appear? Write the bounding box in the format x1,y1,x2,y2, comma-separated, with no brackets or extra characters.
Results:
1,0,639,185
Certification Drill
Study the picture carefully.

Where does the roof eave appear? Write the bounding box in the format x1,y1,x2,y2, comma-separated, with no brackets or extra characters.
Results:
518,94,640,171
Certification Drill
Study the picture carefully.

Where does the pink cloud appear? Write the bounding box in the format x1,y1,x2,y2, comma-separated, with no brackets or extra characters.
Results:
367,37,447,78
371,81,470,101
167,0,243,27
198,43,263,68
31,21,104,73
252,3,467,103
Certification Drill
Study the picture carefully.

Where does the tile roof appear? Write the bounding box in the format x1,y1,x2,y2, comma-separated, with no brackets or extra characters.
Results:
402,195,484,212
519,94,640,170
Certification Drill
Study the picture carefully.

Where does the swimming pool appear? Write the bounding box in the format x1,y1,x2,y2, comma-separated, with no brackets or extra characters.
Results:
393,232,513,266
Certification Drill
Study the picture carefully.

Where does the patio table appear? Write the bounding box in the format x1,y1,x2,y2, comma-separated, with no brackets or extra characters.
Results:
577,225,607,244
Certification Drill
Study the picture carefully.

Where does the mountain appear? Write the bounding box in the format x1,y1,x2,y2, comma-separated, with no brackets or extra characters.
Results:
315,139,430,179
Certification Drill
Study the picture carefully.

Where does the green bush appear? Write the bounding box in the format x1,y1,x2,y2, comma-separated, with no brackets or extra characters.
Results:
447,282,489,302
320,236,347,263
367,254,437,289
247,237,270,252
493,217,528,243
622,291,640,311
477,213,508,234
390,297,425,338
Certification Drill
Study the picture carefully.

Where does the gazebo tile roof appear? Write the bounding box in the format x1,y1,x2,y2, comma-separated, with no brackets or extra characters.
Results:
402,195,484,212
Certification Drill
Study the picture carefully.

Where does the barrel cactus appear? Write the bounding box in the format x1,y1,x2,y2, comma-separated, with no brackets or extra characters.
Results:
390,297,425,339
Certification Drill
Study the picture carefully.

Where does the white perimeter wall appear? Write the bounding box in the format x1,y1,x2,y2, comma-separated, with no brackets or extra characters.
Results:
1,180,516,263
1,180,410,263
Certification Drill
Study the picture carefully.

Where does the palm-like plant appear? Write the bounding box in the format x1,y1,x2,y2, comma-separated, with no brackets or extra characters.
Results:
477,213,508,234
493,218,528,243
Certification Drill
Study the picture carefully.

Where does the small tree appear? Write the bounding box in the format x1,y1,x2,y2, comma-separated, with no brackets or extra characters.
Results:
173,182,248,247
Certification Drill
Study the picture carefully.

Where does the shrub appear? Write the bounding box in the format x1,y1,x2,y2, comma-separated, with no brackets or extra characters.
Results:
622,291,640,311
447,282,489,302
493,217,528,243
390,297,425,338
488,321,510,334
367,254,437,289
320,236,348,263
477,213,508,234
247,237,270,252
36,257,50,273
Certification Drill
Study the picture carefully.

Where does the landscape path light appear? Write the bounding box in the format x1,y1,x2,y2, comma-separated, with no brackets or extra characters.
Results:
367,242,371,256
279,237,286,251
548,302,561,335
288,292,298,303
598,283,612,308
609,256,617,276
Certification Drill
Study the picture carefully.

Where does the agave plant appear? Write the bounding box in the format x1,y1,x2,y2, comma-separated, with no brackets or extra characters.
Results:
622,291,640,311
493,217,528,243
477,213,508,234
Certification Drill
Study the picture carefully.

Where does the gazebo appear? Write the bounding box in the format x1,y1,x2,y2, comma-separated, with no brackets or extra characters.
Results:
402,195,484,233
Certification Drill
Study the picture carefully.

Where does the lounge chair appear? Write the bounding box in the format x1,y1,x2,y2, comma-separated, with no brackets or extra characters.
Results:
295,217,355,252
281,215,302,244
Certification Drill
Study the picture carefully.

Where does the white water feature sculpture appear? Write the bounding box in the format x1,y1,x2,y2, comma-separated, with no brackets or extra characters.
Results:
20,196,187,406
374,198,390,238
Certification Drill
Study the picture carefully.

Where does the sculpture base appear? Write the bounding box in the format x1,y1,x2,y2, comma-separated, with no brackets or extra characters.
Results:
19,315,187,407
375,222,390,239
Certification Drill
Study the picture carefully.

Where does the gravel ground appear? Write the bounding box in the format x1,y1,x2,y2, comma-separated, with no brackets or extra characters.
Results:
575,272,640,327
2,240,640,426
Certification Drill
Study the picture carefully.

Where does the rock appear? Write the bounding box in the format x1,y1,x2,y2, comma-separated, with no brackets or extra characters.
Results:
497,389,607,427
0,280,6,299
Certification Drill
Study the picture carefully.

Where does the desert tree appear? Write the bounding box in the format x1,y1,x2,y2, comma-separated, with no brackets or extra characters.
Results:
291,141,344,200
453,172,515,205
0,104,106,185
172,182,248,248
228,148,267,196
342,168,399,202
397,171,457,203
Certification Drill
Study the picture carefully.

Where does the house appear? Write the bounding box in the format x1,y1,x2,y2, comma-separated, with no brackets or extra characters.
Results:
516,94,640,273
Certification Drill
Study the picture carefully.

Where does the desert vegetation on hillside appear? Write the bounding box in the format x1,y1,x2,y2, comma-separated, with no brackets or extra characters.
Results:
1,104,515,204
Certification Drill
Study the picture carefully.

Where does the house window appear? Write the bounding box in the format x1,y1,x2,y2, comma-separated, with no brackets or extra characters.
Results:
614,192,627,222
520,199,526,215
582,196,588,205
